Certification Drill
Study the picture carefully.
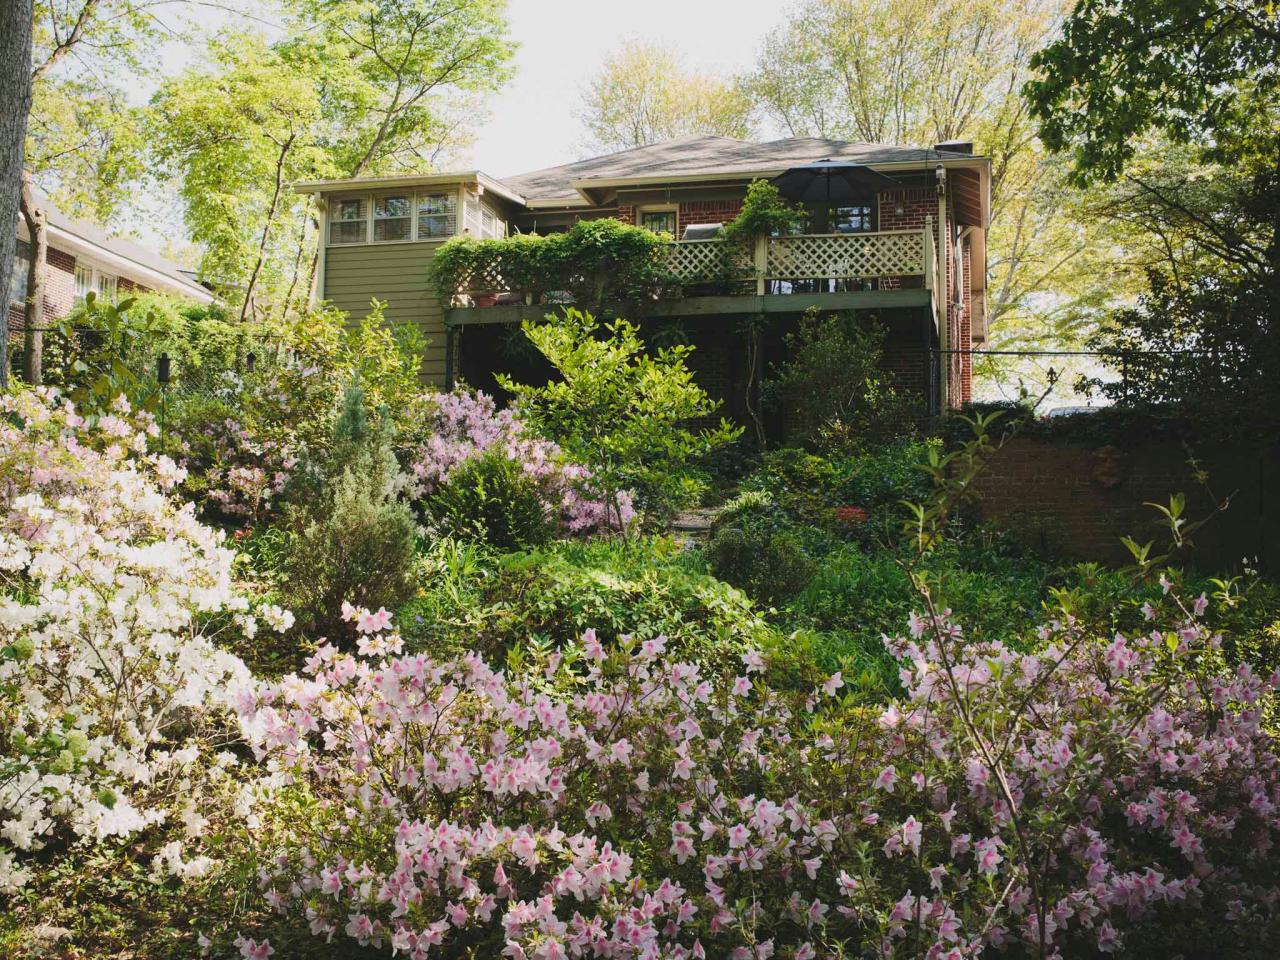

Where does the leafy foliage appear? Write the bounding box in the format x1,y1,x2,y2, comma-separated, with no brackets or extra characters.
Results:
765,309,916,453
278,385,417,639
719,179,805,243
577,39,755,153
427,449,556,551
400,536,776,666
430,219,672,305
498,309,742,527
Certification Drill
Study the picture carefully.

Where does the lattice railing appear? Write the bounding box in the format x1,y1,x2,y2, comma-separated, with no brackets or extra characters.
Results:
765,231,924,280
660,239,751,283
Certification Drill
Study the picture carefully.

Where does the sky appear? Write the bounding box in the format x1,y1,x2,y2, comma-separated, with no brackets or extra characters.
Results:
465,0,785,177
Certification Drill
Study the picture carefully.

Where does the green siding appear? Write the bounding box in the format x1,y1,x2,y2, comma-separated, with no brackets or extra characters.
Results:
323,240,448,385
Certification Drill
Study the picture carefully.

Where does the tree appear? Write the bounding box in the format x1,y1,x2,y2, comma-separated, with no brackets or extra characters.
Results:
1027,0,1280,185
0,0,34,385
1029,0,1280,416
150,35,331,317
744,0,1133,400
497,309,741,529
19,173,47,384
25,0,202,223
152,0,513,318
578,40,755,153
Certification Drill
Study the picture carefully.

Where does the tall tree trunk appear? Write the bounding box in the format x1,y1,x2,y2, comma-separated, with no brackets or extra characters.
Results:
239,133,295,323
281,212,311,321
0,0,36,388
19,172,46,385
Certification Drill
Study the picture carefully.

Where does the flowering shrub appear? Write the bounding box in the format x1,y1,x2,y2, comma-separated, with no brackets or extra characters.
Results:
412,390,634,537
0,390,287,892
233,589,1280,959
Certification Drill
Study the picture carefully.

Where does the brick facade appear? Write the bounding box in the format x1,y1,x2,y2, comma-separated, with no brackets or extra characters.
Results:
877,186,974,405
971,437,1280,571
678,199,742,231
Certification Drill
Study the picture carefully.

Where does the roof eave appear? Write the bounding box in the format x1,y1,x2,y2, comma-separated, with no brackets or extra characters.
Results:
292,171,526,206
40,222,216,305
564,155,991,206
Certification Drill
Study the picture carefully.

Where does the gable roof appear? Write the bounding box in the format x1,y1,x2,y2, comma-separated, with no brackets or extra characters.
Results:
20,189,216,304
502,135,982,205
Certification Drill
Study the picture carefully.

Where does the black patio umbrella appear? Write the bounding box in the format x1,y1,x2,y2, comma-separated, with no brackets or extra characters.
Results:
771,160,901,204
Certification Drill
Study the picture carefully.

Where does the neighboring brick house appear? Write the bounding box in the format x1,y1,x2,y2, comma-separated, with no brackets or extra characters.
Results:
296,135,990,425
9,192,216,337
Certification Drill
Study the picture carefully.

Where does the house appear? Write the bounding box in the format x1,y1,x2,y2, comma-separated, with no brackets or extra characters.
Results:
9,191,217,334
295,135,990,423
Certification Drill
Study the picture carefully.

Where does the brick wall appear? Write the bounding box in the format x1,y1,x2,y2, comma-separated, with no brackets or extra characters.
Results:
971,437,1280,570
616,205,634,225
9,244,77,333
878,186,973,405
678,199,742,231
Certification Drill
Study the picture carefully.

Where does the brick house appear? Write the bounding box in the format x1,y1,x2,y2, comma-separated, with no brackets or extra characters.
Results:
296,135,990,424
10,193,217,336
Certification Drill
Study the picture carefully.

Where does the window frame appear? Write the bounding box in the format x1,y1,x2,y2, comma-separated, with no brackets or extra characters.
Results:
416,191,456,240
638,204,679,238
828,204,875,234
328,196,370,246
10,239,30,306
74,262,119,303
371,192,414,244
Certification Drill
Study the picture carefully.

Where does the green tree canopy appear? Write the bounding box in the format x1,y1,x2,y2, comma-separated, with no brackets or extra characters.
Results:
577,40,755,153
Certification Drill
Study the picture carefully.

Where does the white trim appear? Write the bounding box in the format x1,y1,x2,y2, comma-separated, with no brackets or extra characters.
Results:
314,194,328,305
293,171,525,207
636,203,679,237
41,223,215,304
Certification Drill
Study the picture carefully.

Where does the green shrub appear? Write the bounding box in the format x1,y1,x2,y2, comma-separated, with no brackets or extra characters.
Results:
498,309,741,528
279,385,417,639
765,308,916,453
427,449,555,551
429,219,670,305
704,522,816,606
399,536,776,667
720,179,806,243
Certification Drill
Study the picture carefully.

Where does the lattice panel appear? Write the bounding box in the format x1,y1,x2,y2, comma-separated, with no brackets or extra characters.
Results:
661,240,749,282
766,231,924,280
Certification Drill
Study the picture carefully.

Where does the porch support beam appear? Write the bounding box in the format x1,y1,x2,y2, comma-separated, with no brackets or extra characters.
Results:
445,290,931,328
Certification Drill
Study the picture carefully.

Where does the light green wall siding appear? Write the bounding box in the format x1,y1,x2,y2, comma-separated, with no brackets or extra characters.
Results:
322,240,448,386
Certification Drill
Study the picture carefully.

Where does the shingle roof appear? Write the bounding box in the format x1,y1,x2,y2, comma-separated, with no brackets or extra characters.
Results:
38,192,214,301
501,135,977,204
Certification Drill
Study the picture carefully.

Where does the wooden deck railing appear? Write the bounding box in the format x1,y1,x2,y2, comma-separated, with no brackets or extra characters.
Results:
662,220,935,294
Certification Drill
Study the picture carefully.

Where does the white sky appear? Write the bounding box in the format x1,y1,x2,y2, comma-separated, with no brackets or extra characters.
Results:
465,0,786,177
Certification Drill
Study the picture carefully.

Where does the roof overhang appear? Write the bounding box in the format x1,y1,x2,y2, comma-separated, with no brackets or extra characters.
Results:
566,156,991,223
19,220,216,304
292,171,526,207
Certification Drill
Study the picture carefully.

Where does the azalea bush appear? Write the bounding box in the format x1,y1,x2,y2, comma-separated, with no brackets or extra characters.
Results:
0,390,287,893
231,584,1280,959
411,389,634,540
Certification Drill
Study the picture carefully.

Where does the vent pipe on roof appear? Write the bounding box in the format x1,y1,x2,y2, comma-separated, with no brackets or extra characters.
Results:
934,141,973,155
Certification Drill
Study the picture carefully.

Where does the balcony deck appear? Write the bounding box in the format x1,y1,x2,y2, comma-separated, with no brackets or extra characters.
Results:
444,224,941,328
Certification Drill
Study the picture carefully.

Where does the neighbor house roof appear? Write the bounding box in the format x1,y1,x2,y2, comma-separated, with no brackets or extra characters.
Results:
502,135,984,206
21,191,216,304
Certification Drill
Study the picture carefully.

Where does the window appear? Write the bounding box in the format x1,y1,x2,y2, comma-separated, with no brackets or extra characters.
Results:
373,194,412,242
830,205,873,233
640,209,677,237
416,192,456,238
329,198,368,245
74,264,118,303
10,240,29,305
75,264,93,301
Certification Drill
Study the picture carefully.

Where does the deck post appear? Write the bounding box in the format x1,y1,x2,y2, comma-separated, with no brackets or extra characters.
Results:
754,236,767,295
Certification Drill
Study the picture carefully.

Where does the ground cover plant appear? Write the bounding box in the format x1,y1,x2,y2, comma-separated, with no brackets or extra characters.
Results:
2,311,1280,960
